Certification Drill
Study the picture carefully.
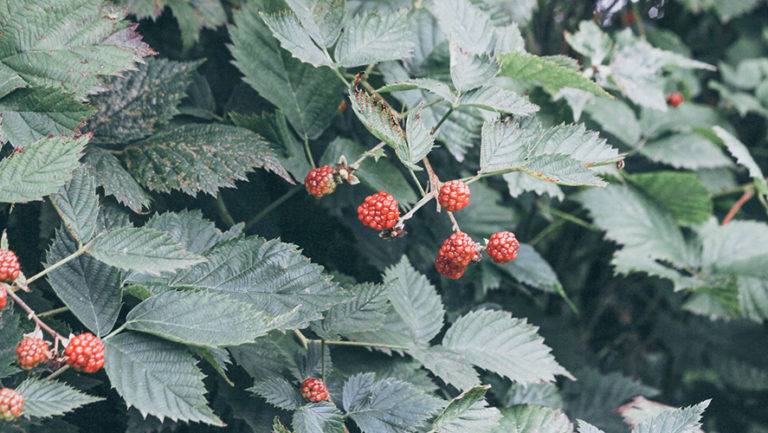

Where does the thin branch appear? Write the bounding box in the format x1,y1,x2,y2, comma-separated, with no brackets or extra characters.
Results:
3,283,65,341
37,306,70,318
215,194,237,228
23,243,87,286
721,189,754,226
244,187,302,231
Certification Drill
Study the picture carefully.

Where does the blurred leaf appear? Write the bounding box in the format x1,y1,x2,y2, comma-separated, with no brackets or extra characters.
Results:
433,385,501,433
584,97,640,146
564,21,613,65
457,86,539,115
626,171,713,225
639,133,734,170
429,0,494,54
713,126,768,200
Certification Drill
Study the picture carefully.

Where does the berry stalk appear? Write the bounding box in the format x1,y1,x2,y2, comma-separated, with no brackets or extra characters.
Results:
1,283,65,342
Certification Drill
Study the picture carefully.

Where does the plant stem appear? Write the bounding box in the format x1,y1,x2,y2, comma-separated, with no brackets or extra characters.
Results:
408,168,427,196
631,2,646,38
321,340,327,382
304,136,316,169
721,189,754,226
447,211,461,232
529,219,566,246
45,365,70,381
3,283,65,340
216,194,237,228
398,191,437,224
320,339,408,351
244,187,302,231
537,202,599,231
400,98,444,117
38,306,70,318
294,329,310,350
24,244,87,286
104,323,127,340
431,107,454,134
350,141,387,169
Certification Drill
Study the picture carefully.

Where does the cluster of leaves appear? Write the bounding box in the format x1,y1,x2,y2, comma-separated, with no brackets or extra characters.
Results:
1,0,768,432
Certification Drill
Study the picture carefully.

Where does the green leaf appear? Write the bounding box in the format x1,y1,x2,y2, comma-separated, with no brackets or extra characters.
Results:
433,385,501,433
639,133,734,170
442,309,572,385
583,97,640,146
429,0,494,54
126,290,273,346
260,10,331,67
335,9,414,67
408,345,480,390
0,0,154,98
491,405,573,433
145,210,240,254
229,2,345,140
0,87,94,147
46,228,123,336
88,227,206,276
0,309,22,380
52,167,100,243
0,134,87,203
124,124,292,196
15,378,102,419
404,108,435,167
154,236,344,329
633,400,710,433
700,220,768,279
450,42,500,92
343,373,443,433
457,86,539,115
376,78,456,102
626,171,713,225
564,20,613,66
274,417,293,433
499,243,566,295
348,84,408,155
249,377,304,411
166,0,226,53
713,126,768,200
87,58,202,144
577,420,606,433
318,282,390,337
83,147,151,213
503,172,564,200
499,51,610,97
104,332,223,426
284,0,345,47
293,401,345,433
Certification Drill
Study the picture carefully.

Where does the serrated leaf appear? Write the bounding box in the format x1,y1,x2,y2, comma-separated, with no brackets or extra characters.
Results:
343,373,444,433
124,123,292,196
260,10,330,67
293,401,345,433
84,147,151,213
409,345,480,390
499,51,609,97
0,0,153,98
87,58,201,144
149,236,344,329
450,41,500,92
88,227,205,276
126,290,273,346
348,84,408,154
0,134,87,203
639,133,734,170
491,405,573,433
46,228,122,336
626,172,713,225
503,172,564,200
583,97,640,145
249,377,304,411
15,378,102,419
145,210,237,254
443,310,572,385
403,108,434,167
104,332,223,426
499,243,566,295
503,382,562,408
166,0,226,53
577,420,605,433
335,9,414,67
318,282,390,337
564,21,613,66
700,220,768,279
285,0,345,47
633,400,710,433
433,385,501,433
0,87,94,147
429,0,494,54
377,79,456,101
713,126,768,199
229,2,344,140
52,167,100,242
457,86,539,115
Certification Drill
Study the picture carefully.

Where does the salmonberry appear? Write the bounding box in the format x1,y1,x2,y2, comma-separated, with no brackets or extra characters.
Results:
438,180,471,212
0,286,6,311
667,92,684,108
15,338,50,370
435,255,466,279
0,388,23,421
357,191,400,230
0,249,20,283
304,165,338,199
301,378,329,402
64,333,105,373
438,231,480,267
485,231,520,264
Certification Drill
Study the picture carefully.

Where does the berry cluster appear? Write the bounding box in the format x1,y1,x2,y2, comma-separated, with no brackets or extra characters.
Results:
357,191,400,230
0,249,20,283
0,286,6,311
435,230,521,279
485,231,520,264
15,338,50,370
305,165,339,199
0,388,23,421
64,333,106,374
300,378,329,402
438,180,471,212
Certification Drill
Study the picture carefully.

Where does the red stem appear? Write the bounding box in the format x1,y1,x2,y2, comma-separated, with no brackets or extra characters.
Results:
2,282,65,341
721,190,754,226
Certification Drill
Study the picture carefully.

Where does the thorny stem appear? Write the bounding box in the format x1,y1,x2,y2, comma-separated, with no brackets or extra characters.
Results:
38,306,70,318
216,194,237,228
244,187,303,231
3,283,65,341
304,136,316,169
721,189,754,226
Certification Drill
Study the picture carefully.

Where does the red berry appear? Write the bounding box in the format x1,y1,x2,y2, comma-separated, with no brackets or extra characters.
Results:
667,92,684,108
485,231,520,264
64,333,105,373
15,338,50,370
435,255,466,279
0,249,20,283
301,378,329,402
357,191,400,230
0,286,6,311
0,388,23,421
438,231,480,267
438,180,471,212
304,165,338,199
